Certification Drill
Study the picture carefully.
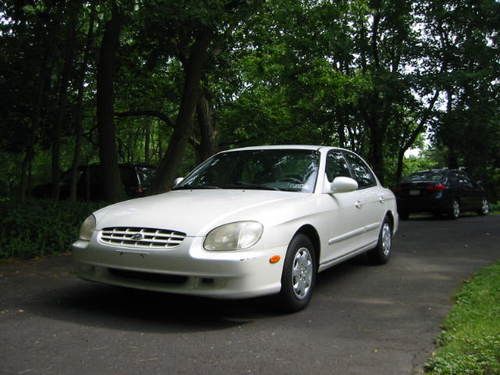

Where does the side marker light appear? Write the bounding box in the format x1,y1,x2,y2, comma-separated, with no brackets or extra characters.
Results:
269,255,281,264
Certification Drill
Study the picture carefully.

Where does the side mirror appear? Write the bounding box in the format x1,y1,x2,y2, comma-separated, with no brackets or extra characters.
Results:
324,176,358,194
173,177,184,187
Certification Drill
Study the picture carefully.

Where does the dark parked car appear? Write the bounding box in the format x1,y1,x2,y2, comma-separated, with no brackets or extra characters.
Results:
33,164,155,201
393,168,489,220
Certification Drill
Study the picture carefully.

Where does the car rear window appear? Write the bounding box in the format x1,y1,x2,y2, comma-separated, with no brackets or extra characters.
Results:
136,167,155,188
403,172,445,183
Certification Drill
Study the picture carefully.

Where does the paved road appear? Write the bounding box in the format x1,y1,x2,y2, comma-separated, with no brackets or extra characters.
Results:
1,215,499,375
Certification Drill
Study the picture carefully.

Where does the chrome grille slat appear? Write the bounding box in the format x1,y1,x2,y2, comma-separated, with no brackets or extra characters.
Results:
99,227,186,249
100,235,183,244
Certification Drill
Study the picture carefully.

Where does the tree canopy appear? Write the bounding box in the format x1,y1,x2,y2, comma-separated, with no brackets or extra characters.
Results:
0,0,498,201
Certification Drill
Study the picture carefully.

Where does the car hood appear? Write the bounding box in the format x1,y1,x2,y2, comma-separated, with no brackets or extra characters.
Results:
94,189,309,236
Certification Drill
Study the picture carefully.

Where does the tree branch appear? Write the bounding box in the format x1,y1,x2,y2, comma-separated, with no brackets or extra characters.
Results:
114,110,175,128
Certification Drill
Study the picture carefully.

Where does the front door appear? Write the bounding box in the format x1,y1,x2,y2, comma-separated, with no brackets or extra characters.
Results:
343,151,383,247
319,150,369,264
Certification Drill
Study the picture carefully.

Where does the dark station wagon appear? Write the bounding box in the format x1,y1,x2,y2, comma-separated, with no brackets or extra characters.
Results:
394,168,490,220
32,164,155,201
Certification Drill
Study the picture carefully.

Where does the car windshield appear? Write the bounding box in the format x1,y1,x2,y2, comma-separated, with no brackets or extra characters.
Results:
403,171,444,183
175,149,320,193
136,166,155,188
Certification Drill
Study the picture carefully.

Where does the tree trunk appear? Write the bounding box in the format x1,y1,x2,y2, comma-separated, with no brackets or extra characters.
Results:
96,3,125,202
19,147,32,202
70,2,96,202
144,121,151,164
369,127,385,184
153,31,211,192
395,149,405,184
444,88,458,169
196,92,216,161
51,2,79,200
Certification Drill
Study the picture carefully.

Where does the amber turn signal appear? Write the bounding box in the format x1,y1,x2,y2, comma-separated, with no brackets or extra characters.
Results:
269,255,281,264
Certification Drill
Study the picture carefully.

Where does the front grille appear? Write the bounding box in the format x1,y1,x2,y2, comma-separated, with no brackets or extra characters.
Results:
108,268,188,285
100,227,186,249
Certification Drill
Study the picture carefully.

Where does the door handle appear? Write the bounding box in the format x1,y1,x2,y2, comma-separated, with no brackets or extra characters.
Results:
378,195,385,203
355,200,362,209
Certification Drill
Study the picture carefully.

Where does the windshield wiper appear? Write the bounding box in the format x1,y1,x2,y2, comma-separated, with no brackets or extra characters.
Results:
226,182,282,191
174,185,221,190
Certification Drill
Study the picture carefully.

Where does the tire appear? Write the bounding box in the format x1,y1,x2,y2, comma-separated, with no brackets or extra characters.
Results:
367,218,393,265
478,198,489,216
278,234,316,313
448,199,460,220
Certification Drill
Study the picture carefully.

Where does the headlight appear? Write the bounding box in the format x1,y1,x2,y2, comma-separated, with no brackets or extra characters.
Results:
79,215,96,241
203,221,263,251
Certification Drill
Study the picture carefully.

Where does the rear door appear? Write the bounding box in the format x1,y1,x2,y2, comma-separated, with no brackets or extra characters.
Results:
457,172,480,210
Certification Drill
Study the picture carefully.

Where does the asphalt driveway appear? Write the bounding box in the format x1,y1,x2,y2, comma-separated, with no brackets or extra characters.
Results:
1,215,499,375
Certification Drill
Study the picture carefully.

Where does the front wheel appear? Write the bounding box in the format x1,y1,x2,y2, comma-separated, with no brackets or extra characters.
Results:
448,199,460,220
278,234,316,313
367,218,393,265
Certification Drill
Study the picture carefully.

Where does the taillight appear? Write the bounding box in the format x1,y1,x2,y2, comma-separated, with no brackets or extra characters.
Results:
426,183,446,192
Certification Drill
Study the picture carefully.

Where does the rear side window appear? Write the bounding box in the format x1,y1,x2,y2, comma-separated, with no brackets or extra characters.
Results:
343,152,376,189
326,151,351,182
457,172,474,188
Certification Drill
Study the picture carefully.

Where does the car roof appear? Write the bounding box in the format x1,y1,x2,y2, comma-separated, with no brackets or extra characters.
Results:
221,145,350,153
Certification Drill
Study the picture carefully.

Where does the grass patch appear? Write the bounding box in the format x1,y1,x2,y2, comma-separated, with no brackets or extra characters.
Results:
425,262,500,375
0,199,103,259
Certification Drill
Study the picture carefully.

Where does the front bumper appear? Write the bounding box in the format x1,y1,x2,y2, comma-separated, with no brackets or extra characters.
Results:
72,233,287,299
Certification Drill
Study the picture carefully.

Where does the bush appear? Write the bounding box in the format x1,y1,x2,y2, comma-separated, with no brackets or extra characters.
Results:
0,199,103,259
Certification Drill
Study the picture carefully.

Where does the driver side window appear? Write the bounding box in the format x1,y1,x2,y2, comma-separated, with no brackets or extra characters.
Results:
326,151,351,182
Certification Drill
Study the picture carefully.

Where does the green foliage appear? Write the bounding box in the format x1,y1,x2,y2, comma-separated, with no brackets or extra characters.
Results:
0,199,103,259
425,262,500,375
0,0,498,195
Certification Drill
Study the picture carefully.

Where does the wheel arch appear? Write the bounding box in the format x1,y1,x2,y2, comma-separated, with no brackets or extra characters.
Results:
384,210,396,234
385,210,395,227
294,224,321,268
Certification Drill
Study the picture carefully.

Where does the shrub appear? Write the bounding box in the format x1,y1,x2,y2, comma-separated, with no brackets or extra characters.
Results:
0,199,103,259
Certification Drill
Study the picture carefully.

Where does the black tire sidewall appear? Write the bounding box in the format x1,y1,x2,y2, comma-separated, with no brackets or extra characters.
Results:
367,218,392,265
278,233,316,312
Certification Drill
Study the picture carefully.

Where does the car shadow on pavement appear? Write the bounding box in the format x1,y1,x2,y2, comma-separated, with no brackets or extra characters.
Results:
27,256,367,333
28,281,285,333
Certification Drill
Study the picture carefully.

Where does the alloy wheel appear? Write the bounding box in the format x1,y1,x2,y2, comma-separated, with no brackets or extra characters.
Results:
292,247,313,300
452,200,460,219
381,223,392,256
481,199,489,215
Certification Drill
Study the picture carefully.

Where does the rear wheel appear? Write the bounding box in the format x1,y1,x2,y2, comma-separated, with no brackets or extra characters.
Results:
478,199,489,216
448,199,460,220
278,234,316,313
367,218,392,265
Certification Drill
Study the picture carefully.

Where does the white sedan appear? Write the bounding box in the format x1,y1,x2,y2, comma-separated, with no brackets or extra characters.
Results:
73,145,398,311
